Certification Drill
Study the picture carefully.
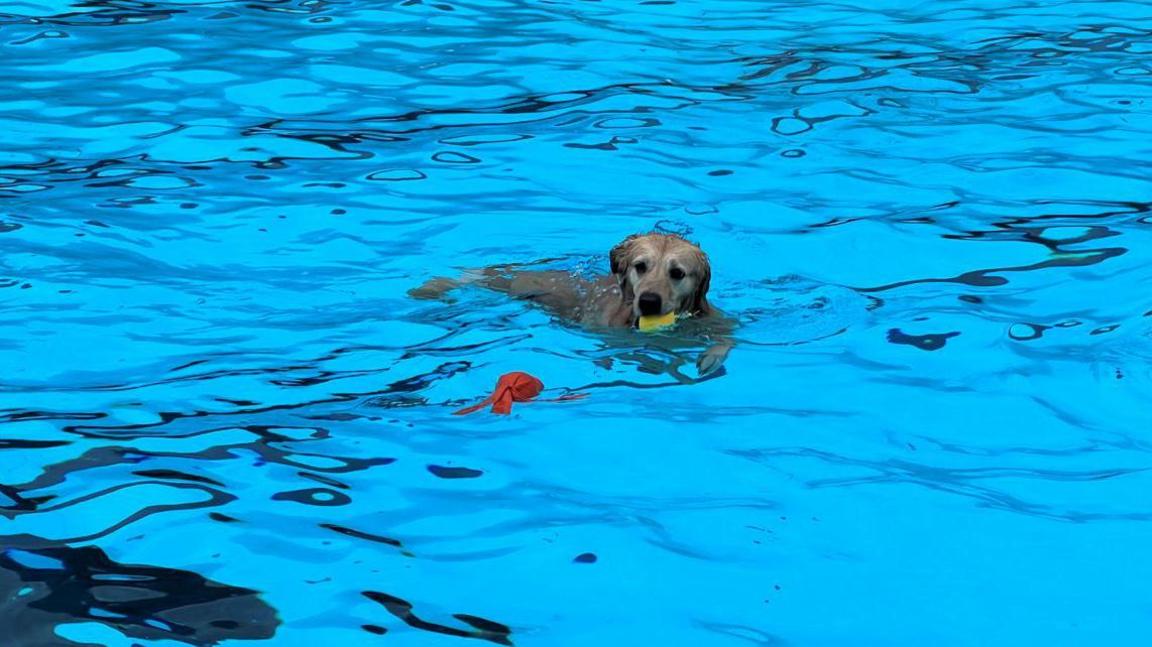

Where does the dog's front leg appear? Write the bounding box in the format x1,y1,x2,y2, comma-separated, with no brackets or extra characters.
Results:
696,342,732,376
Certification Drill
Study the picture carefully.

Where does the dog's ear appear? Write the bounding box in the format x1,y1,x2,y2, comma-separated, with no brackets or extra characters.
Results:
689,250,712,315
609,235,640,276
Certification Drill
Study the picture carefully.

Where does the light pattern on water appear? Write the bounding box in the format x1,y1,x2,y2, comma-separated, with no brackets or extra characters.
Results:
2,0,1152,644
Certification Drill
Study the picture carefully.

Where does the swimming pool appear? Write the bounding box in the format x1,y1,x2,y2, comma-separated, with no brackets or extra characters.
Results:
3,0,1152,644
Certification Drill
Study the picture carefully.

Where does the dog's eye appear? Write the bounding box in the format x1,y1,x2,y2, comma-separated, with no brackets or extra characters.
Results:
634,262,647,274
669,267,686,280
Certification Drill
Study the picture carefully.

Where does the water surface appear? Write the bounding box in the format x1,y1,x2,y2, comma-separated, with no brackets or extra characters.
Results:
3,0,1152,645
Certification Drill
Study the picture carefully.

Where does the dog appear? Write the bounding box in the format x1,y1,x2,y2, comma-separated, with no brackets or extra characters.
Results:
409,233,734,375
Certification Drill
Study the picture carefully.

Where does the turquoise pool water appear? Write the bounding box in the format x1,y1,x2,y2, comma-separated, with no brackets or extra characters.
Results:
3,0,1152,644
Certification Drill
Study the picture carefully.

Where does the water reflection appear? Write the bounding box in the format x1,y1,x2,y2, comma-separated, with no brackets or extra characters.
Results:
0,544,279,645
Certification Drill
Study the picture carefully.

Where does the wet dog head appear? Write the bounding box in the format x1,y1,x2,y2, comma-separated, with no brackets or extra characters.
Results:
610,233,712,324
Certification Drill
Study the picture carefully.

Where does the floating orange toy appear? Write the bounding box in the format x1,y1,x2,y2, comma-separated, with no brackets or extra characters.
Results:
454,371,582,415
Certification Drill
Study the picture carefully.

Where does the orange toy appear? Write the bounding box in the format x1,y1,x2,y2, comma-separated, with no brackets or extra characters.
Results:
454,371,582,415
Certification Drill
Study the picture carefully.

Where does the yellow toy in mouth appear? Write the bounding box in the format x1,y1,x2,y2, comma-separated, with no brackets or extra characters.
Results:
638,312,677,332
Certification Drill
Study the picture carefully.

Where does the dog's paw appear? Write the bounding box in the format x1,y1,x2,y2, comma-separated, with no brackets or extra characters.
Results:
696,344,731,376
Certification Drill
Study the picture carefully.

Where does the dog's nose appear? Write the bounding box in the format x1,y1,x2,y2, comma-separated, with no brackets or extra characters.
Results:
638,292,663,316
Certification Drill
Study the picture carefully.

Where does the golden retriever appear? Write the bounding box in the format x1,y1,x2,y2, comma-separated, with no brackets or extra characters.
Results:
410,233,734,375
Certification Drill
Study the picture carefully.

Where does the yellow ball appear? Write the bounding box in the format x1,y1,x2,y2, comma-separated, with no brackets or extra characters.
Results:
638,312,677,332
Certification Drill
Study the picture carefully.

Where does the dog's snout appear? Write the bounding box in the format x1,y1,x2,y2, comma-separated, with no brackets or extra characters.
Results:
638,292,663,316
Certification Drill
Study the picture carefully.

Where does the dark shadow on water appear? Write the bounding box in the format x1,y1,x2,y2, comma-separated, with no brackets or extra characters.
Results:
0,543,279,646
